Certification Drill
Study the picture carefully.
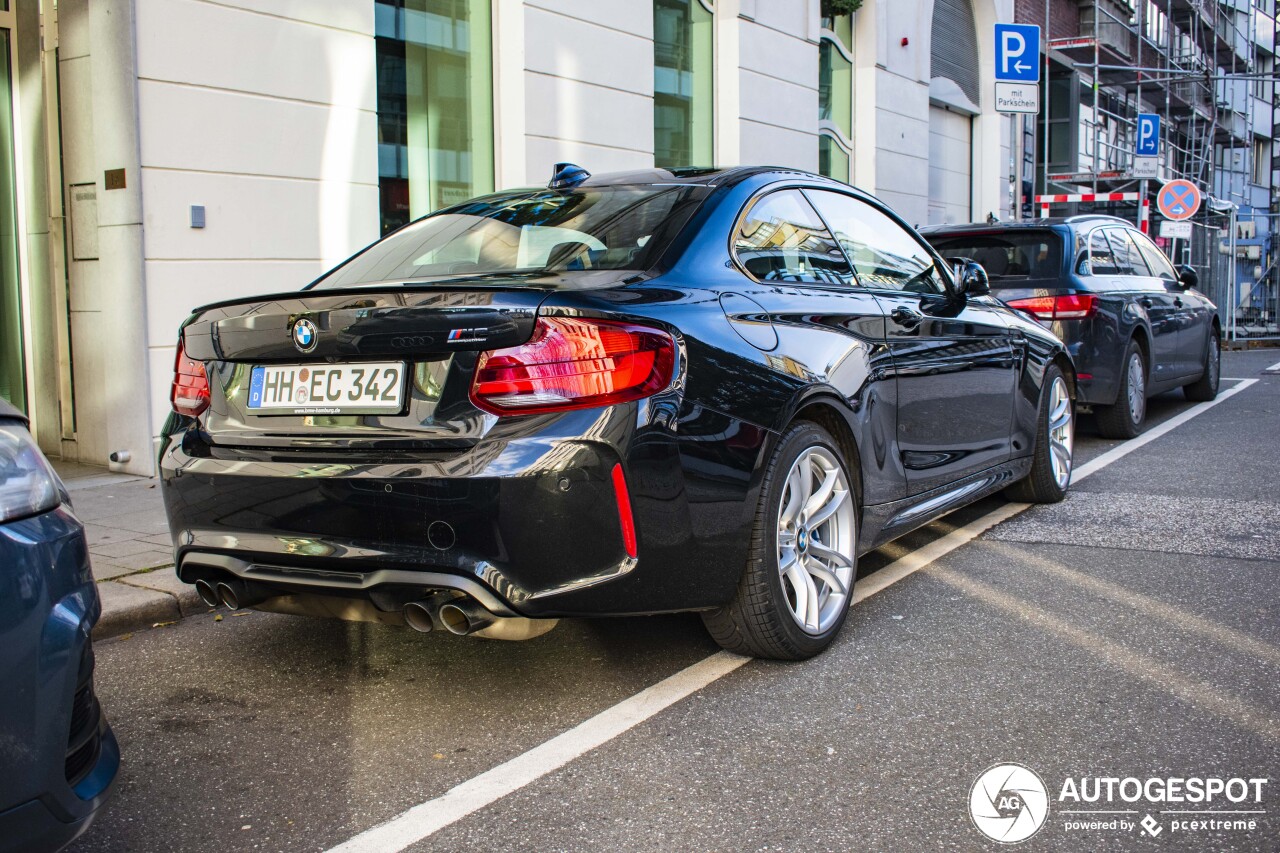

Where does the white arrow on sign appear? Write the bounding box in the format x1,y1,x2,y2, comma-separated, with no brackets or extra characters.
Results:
1014,61,1030,73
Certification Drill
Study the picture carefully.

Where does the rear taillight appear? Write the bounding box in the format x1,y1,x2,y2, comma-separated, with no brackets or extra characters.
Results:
171,341,210,417
1006,293,1098,321
469,317,676,415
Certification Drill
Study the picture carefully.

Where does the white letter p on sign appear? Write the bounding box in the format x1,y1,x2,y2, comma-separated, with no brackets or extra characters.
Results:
1002,31,1025,74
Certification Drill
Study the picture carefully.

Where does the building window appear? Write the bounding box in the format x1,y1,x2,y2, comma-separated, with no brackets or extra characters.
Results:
818,14,854,182
375,0,495,235
654,0,714,168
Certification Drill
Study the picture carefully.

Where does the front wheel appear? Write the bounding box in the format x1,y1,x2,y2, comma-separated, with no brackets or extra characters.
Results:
702,422,858,661
1183,330,1220,402
1094,340,1146,439
1006,365,1073,503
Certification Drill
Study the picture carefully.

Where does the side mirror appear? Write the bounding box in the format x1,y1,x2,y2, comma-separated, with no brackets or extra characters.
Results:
1176,264,1198,290
947,258,990,297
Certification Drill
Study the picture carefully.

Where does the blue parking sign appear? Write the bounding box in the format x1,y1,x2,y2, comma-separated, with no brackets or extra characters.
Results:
1136,114,1161,157
995,24,1041,83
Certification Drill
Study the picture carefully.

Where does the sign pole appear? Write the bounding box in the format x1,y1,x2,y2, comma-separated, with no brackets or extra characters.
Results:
1013,116,1023,220
1139,179,1148,234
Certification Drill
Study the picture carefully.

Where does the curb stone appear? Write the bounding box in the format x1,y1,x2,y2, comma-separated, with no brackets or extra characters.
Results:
94,581,181,640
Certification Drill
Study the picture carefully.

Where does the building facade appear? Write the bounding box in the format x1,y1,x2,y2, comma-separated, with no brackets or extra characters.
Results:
1,0,1015,476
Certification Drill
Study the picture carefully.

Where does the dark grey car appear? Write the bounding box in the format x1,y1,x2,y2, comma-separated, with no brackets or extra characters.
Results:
922,216,1220,438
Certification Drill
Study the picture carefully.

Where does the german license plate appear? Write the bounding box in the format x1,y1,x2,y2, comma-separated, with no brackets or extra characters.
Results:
247,362,406,414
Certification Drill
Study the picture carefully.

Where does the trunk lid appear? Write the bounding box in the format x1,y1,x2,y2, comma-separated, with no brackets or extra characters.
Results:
181,286,548,449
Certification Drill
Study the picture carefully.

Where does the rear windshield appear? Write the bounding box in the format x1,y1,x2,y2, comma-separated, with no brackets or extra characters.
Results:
926,230,1063,282
313,185,706,289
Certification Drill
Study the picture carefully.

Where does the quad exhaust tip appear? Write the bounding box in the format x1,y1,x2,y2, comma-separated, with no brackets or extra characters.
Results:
214,579,272,611
194,579,221,608
438,598,496,636
402,600,435,634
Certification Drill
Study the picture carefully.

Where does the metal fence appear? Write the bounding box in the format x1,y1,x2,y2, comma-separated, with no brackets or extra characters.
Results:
1172,214,1279,344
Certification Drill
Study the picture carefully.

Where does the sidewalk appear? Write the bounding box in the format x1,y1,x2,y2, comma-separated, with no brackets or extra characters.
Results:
55,463,206,639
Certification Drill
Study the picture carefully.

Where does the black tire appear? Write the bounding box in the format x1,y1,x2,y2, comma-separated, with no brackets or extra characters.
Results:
701,421,857,661
1094,340,1146,439
1005,364,1072,504
1183,329,1220,402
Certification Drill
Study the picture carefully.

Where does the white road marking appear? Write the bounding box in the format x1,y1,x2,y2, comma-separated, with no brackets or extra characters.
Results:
1265,358,1280,373
323,378,1259,853
326,652,750,853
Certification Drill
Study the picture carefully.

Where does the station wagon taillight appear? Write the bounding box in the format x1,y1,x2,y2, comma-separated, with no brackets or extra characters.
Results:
1006,293,1098,321
469,317,676,415
171,341,210,417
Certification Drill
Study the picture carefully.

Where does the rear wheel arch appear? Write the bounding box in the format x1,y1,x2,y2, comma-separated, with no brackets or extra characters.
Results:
1051,352,1077,400
788,398,864,510
1129,326,1152,378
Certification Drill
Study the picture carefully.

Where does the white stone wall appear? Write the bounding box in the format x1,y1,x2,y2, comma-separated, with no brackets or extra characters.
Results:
133,0,380,452
522,0,655,181
737,0,819,170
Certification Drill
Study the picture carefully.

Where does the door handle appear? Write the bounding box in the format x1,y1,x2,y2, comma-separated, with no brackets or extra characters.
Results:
890,306,923,329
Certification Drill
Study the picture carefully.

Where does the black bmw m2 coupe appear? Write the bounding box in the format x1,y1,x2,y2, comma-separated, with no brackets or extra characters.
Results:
160,165,1075,660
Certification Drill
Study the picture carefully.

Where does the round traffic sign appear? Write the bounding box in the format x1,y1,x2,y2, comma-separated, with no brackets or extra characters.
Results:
1157,179,1201,221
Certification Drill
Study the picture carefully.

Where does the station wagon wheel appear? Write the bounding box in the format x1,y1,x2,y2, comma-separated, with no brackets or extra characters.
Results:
702,422,859,660
1094,340,1146,439
1006,364,1073,504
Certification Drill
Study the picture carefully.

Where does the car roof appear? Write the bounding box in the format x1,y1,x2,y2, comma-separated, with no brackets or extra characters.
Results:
920,215,1134,236
538,165,875,196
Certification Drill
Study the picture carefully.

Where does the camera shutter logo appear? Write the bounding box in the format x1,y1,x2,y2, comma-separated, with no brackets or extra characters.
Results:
292,318,318,354
969,763,1051,843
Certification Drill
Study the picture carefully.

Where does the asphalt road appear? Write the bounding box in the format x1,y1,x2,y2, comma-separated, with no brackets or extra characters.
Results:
70,350,1280,852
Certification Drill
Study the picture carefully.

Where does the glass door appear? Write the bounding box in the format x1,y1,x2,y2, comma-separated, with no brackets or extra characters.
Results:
0,14,23,413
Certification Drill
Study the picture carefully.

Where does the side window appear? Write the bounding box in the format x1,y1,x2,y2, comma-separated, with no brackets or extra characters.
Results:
1085,229,1120,276
1130,230,1178,282
1104,228,1153,277
734,190,852,285
806,190,948,295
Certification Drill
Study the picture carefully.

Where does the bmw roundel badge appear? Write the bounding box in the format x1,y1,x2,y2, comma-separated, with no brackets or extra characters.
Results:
292,318,318,353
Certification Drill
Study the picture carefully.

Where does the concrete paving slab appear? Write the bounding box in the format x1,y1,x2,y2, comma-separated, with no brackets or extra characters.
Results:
90,562,151,582
69,480,166,523
90,538,165,559
98,550,175,573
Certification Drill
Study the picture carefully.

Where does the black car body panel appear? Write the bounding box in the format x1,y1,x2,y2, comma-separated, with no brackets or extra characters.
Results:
160,168,1071,620
921,217,1218,407
0,401,118,853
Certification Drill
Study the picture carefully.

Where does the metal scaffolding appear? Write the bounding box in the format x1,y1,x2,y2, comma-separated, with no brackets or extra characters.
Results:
1025,0,1279,341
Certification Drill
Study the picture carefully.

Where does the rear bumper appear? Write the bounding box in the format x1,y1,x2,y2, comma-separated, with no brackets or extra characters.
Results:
160,403,765,617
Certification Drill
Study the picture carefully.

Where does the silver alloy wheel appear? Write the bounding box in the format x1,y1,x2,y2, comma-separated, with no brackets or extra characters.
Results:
1126,351,1146,425
776,446,856,635
1047,375,1074,489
